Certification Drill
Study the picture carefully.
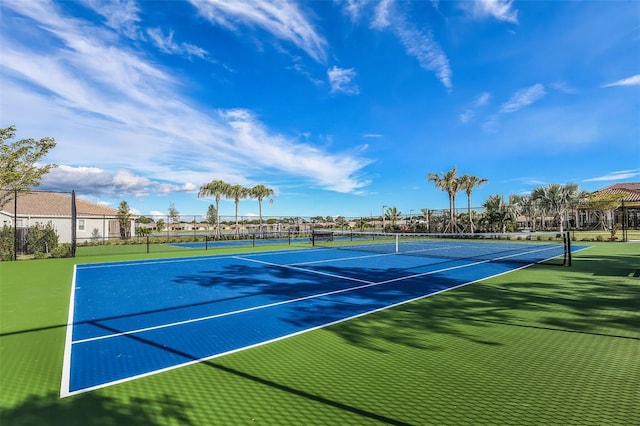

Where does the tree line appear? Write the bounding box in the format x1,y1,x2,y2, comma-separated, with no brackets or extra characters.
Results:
423,166,599,234
1,126,628,246
198,180,274,238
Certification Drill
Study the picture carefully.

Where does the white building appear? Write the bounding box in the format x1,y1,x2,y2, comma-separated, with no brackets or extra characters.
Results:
0,191,135,244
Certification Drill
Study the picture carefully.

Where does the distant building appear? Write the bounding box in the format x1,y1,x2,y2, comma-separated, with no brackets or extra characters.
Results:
577,182,640,230
0,191,136,245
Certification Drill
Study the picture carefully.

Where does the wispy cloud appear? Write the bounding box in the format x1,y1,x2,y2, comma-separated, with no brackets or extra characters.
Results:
339,0,452,90
81,0,143,39
550,81,578,95
146,28,208,59
395,25,452,90
499,84,546,113
189,0,327,63
462,0,519,24
460,92,491,123
371,0,392,30
328,66,360,95
602,74,640,88
2,0,370,195
583,169,640,182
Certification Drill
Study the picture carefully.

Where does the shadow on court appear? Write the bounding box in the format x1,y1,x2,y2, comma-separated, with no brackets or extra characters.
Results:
0,392,193,426
319,257,640,353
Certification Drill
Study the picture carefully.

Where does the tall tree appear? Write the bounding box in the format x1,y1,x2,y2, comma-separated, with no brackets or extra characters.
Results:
250,184,274,238
0,126,57,208
583,191,625,231
385,206,402,229
117,201,131,240
206,204,217,230
481,194,516,232
420,208,433,232
227,184,248,238
532,183,585,232
459,174,488,233
168,202,180,236
428,166,461,233
198,180,230,239
531,186,550,230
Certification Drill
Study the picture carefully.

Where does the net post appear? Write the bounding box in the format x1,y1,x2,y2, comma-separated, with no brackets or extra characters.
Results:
13,188,18,261
71,190,77,257
395,234,399,253
564,231,571,267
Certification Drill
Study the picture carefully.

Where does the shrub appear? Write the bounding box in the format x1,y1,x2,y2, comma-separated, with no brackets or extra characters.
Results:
26,222,59,255
0,225,14,261
51,243,73,258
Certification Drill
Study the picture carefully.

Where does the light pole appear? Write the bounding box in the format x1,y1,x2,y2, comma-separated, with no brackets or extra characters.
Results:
382,205,388,232
409,209,413,230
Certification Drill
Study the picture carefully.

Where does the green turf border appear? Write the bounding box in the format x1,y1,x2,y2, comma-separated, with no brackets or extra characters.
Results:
1,243,638,425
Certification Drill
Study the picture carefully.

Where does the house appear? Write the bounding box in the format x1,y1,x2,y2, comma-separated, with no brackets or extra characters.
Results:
577,182,640,230
0,190,136,246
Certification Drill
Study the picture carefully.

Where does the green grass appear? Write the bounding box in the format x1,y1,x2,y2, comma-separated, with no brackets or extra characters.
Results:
1,243,638,425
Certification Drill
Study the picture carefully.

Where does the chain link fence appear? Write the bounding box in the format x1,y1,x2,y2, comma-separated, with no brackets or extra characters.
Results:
2,189,639,260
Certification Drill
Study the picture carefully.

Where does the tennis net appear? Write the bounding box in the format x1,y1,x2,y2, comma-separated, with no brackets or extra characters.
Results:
311,230,572,266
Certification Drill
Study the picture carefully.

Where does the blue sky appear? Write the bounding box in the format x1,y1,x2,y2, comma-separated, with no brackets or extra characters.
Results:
1,0,639,219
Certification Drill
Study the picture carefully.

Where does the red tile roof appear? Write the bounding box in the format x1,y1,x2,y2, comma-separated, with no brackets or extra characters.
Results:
594,182,640,202
0,191,119,217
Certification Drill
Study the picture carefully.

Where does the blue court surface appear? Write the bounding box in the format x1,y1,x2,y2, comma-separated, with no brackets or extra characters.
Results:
61,242,578,397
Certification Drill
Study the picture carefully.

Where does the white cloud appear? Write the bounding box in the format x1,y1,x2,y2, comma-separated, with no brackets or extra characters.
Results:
328,66,360,95
42,166,154,197
550,81,578,95
1,0,370,197
189,0,327,63
395,25,452,90
80,0,143,39
342,0,369,22
499,84,546,113
221,109,372,193
583,169,640,182
337,0,452,90
371,0,392,30
460,92,491,123
602,74,640,88
146,28,208,59
463,0,519,24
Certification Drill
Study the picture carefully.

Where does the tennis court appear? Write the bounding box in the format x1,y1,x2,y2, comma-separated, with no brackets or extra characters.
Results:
62,234,582,397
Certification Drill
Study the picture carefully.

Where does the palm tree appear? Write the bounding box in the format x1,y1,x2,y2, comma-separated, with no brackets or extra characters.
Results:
459,174,488,233
385,206,402,229
198,180,230,239
250,184,274,238
420,208,433,232
227,184,249,238
531,186,550,230
532,183,585,232
428,166,461,233
482,194,516,232
515,196,535,231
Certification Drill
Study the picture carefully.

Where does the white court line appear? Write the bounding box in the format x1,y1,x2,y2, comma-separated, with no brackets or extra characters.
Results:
60,265,78,398
72,244,562,345
69,254,493,345
62,244,582,397
74,248,317,270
